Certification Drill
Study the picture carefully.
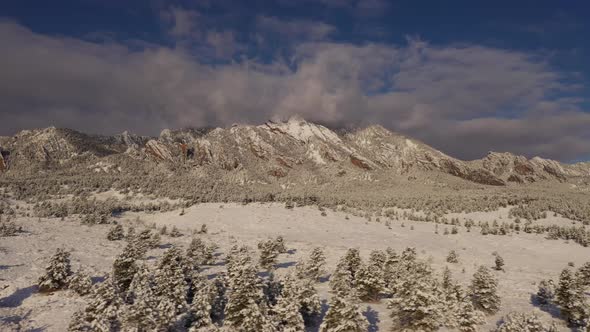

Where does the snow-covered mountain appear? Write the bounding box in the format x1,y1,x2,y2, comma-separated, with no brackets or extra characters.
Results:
0,117,588,185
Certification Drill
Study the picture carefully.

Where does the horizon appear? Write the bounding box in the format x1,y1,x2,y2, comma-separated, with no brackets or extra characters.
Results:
0,0,589,162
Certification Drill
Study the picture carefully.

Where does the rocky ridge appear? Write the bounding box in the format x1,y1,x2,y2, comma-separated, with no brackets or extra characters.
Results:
0,118,588,186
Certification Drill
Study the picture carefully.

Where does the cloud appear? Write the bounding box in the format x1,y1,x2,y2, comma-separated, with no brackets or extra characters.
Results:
161,7,200,37
256,16,336,42
0,21,588,162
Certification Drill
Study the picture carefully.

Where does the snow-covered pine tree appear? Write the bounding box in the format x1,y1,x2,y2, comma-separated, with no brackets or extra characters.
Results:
447,250,459,263
536,279,555,305
187,237,207,269
263,272,283,307
329,261,355,296
68,269,93,296
388,261,444,331
493,311,550,332
224,262,275,331
68,277,123,331
287,277,320,324
456,301,485,332
340,248,362,279
469,266,500,314
319,290,368,332
259,239,280,270
495,255,505,271
368,249,387,272
273,275,305,332
576,262,590,287
302,247,326,281
441,266,463,328
154,247,190,330
122,264,159,331
38,248,72,292
209,273,228,324
112,247,138,293
555,268,587,326
274,235,287,254
106,224,125,241
188,273,216,331
355,262,384,302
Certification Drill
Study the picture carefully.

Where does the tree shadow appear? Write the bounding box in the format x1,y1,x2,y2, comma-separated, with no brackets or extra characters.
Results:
530,294,562,319
158,243,172,249
318,274,330,283
0,264,24,271
275,261,297,269
91,276,106,284
0,285,37,308
364,306,380,332
287,249,297,255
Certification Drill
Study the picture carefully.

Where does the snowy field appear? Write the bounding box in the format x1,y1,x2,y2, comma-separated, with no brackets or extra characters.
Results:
1,202,589,331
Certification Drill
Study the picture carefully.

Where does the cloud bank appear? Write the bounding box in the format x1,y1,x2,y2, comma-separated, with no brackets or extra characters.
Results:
0,20,588,162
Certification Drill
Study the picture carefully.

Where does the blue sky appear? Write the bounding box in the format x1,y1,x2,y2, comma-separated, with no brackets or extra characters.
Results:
0,0,588,162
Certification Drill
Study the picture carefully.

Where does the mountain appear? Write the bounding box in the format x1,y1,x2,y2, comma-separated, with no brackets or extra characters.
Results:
0,118,588,186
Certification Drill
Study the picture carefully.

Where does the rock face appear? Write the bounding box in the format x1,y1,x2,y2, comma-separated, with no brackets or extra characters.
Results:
0,118,588,186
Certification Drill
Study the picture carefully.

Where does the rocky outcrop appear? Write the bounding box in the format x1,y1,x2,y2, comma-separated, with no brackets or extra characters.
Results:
1,118,587,186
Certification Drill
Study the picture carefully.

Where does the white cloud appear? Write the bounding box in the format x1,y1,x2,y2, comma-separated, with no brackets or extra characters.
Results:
0,21,588,162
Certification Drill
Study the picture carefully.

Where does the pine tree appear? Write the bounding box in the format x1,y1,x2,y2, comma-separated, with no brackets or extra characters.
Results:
38,248,72,292
154,247,190,330
169,225,183,237
274,235,287,254
300,247,326,281
495,255,505,271
388,262,444,331
555,268,587,326
122,264,159,331
469,266,500,314
296,277,322,321
576,262,590,287
441,267,463,328
355,262,384,302
259,239,279,270
273,275,305,332
456,301,485,332
329,262,355,296
187,237,207,269
188,273,215,331
224,262,275,331
320,290,368,332
209,273,228,324
106,224,125,241
536,279,555,305
68,277,123,332
447,250,459,263
112,247,138,293
68,269,93,296
494,311,549,332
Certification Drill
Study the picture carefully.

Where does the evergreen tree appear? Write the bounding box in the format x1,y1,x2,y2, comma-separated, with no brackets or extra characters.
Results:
299,247,326,281
274,235,287,254
456,301,485,332
38,248,72,292
224,262,275,331
329,262,355,296
106,224,125,241
494,311,550,332
447,250,459,263
576,262,590,287
469,266,501,314
112,248,138,293
68,277,123,332
536,279,555,305
319,290,368,332
68,269,93,296
259,239,280,270
273,275,305,332
355,262,384,302
388,262,444,331
154,247,190,330
495,255,505,271
188,274,215,331
555,268,587,326
209,273,228,324
296,277,322,321
122,264,159,331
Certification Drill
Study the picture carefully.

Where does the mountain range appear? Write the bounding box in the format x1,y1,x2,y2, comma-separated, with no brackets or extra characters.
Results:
1,117,589,186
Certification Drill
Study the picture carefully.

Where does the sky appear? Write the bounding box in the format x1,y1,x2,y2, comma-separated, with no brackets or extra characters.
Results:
0,0,589,162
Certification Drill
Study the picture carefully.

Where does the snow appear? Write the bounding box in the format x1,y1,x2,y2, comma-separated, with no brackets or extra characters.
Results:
1,201,586,331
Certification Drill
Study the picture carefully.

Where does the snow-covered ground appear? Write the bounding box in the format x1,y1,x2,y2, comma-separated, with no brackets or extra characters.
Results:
1,202,588,331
